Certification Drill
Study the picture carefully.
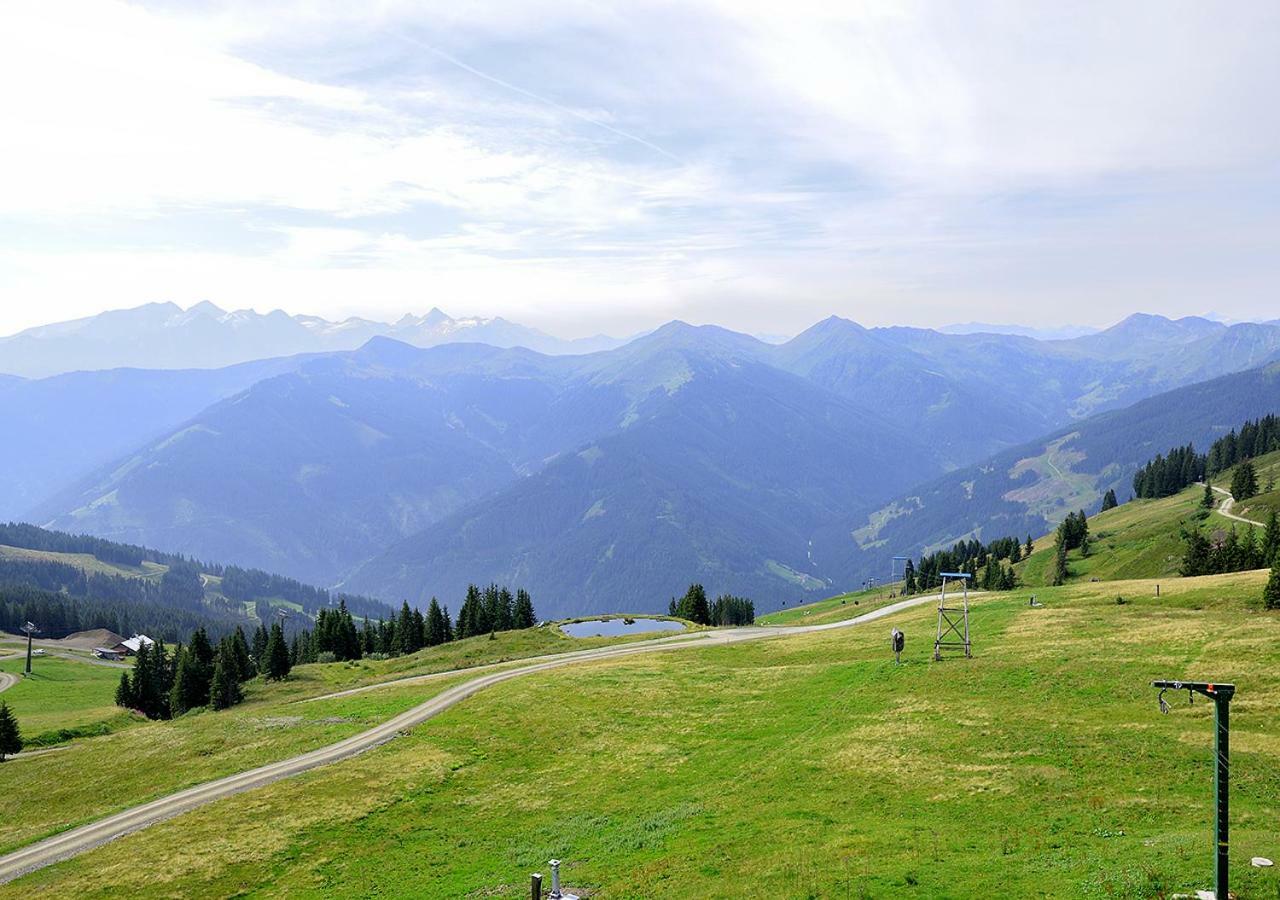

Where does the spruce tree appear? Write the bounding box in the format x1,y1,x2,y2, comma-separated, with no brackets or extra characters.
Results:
1025,534,1035,558
1263,561,1280,611
1231,461,1259,502
902,559,918,595
209,647,244,710
513,589,536,629
1264,509,1280,566
264,622,291,681
425,598,448,646
681,584,711,625
0,702,21,761
115,670,134,710
1051,539,1069,586
169,646,205,716
1202,482,1216,510
251,624,269,670
188,628,214,698
1100,489,1118,512
231,626,255,680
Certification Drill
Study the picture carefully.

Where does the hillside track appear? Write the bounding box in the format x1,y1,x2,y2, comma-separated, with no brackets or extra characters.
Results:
0,590,961,884
1210,485,1265,528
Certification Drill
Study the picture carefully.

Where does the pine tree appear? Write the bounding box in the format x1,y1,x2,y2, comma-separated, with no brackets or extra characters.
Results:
188,628,214,696
251,624,268,670
1180,529,1212,577
395,601,416,655
678,584,711,625
231,626,254,680
902,559,918,595
209,647,244,710
425,598,448,646
1264,509,1280,566
1025,534,1034,558
513,589,536,629
1051,539,1069,586
1100,488,1118,512
1231,461,1259,502
441,606,454,643
169,646,205,716
1202,482,1216,510
1263,561,1280,610
0,701,22,761
115,670,134,710
264,622,291,681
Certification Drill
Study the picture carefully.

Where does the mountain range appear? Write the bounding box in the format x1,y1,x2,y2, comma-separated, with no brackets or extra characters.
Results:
0,301,627,378
9,308,1280,618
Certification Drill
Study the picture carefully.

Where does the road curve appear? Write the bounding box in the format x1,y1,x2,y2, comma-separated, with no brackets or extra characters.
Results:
1210,485,1265,528
0,590,955,884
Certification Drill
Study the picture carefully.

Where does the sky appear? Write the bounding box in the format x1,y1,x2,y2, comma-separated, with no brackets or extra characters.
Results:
2,1,1279,339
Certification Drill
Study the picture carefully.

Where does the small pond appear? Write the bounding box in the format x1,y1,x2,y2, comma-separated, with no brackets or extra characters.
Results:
559,617,686,638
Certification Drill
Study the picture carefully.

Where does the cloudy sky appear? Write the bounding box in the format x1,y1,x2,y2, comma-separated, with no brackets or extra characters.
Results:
2,1,1278,339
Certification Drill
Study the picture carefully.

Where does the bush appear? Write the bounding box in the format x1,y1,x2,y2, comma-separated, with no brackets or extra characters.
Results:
315,651,338,664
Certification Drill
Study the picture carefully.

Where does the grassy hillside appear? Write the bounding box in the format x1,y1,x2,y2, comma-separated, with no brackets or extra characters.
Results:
758,580,905,626
4,572,1277,898
1018,452,1280,589
0,656,130,746
0,624,684,856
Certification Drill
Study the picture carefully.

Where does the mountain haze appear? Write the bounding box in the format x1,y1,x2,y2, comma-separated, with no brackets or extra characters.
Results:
18,311,1280,618
0,301,627,378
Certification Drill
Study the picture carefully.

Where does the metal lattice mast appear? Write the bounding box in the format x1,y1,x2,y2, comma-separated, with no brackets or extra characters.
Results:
933,573,972,661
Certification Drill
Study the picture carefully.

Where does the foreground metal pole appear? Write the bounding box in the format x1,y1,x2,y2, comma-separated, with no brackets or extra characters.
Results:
1214,691,1229,900
531,872,542,900
1152,680,1233,899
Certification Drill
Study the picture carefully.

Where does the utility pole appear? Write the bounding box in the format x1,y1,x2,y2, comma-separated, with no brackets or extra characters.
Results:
1152,680,1234,900
20,621,39,675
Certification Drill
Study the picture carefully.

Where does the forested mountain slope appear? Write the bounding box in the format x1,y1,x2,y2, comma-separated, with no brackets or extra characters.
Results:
838,361,1280,582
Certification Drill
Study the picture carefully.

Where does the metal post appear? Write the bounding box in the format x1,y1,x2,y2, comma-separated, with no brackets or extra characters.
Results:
531,872,542,900
1152,680,1233,900
1214,691,1229,900
549,859,562,900
21,622,38,675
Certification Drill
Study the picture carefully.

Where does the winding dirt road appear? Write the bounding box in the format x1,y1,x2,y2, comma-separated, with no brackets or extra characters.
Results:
0,590,956,884
1210,485,1265,528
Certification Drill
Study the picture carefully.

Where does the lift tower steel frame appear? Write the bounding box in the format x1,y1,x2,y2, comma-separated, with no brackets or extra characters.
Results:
933,572,972,660
1152,680,1234,900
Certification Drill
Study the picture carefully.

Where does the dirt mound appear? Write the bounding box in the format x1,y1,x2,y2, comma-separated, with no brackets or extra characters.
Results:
57,629,126,650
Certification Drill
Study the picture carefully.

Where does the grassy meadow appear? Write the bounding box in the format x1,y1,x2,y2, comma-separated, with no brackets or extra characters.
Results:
0,624,689,856
0,655,132,747
5,571,1279,898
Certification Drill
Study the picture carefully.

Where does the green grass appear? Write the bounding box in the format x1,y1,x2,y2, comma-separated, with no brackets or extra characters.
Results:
1019,488,1204,587
0,543,162,579
0,655,132,747
0,625,684,855
758,581,905,626
6,571,1278,898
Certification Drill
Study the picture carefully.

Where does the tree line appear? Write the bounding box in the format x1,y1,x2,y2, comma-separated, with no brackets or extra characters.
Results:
276,585,538,667
901,535,1023,595
1180,509,1280,579
1132,444,1206,499
667,584,755,626
115,626,257,719
1207,415,1280,475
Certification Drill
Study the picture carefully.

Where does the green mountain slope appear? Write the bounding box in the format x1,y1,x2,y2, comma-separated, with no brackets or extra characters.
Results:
838,361,1280,586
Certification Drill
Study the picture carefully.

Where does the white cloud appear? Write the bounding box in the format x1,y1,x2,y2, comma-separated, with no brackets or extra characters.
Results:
2,0,1279,337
